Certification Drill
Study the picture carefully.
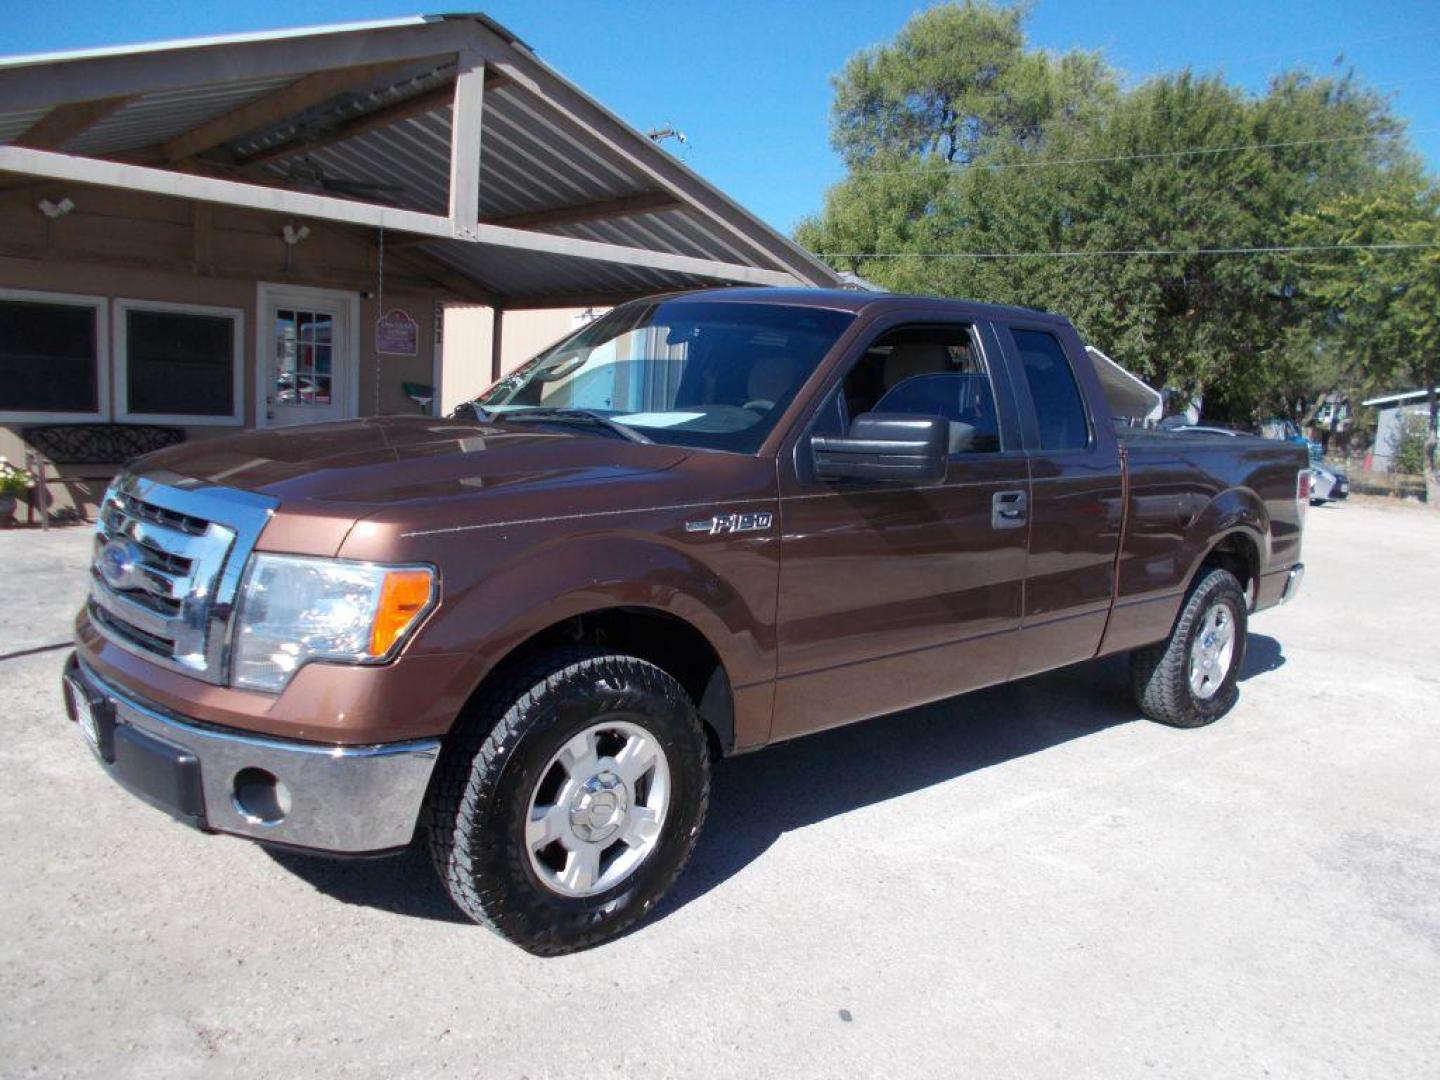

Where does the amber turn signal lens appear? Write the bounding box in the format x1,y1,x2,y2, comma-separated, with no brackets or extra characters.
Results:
369,569,434,656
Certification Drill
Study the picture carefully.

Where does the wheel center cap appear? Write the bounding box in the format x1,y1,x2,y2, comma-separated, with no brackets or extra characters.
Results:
568,770,628,843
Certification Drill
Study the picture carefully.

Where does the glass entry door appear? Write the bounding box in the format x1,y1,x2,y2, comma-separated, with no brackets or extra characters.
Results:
258,285,356,427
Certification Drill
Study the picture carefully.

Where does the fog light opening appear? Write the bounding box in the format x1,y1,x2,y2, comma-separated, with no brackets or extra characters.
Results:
231,767,291,826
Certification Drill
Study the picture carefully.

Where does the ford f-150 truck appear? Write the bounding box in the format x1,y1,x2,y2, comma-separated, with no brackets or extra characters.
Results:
64,288,1308,954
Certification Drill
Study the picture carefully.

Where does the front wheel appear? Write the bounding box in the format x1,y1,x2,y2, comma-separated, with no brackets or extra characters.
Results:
427,647,710,955
1130,567,1248,728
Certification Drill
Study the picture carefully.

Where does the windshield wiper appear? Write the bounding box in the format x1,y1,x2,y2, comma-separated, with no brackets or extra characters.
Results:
500,407,650,444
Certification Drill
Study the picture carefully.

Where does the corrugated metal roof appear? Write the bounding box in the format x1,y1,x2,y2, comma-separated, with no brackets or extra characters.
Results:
0,14,841,300
0,16,439,69
64,75,296,155
420,237,715,301
1361,387,1440,407
0,105,49,143
266,109,455,215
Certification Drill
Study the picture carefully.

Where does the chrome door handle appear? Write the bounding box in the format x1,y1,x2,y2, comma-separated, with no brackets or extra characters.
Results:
992,489,1028,529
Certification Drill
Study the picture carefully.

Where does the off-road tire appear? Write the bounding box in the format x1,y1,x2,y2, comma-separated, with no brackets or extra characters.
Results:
427,647,710,955
1130,567,1248,728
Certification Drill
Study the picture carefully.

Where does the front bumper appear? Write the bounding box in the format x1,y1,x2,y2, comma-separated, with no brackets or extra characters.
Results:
63,655,440,854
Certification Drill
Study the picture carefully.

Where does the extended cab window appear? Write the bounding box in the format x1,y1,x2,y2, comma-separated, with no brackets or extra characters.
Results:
1010,328,1089,451
837,325,1001,454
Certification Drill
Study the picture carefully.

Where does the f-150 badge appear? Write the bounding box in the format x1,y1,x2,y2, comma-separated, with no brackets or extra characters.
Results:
685,511,774,536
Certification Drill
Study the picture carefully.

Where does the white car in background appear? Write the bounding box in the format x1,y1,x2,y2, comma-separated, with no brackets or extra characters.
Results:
1308,459,1349,503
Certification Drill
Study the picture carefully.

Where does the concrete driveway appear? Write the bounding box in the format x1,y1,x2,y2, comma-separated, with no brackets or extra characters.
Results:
2,501,1437,1079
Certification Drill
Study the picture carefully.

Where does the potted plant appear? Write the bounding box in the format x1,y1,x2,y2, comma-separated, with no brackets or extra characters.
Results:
0,456,36,525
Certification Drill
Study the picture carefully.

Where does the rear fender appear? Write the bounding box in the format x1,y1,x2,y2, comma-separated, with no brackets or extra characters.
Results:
1180,487,1270,600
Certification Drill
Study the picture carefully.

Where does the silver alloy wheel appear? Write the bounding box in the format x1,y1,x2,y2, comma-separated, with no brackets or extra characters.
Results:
1188,601,1237,700
524,720,671,898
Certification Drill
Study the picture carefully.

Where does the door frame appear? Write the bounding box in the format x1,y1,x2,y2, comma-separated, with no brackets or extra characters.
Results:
254,282,361,429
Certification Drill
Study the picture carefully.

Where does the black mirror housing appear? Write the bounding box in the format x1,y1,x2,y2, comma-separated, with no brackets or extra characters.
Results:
811,412,948,483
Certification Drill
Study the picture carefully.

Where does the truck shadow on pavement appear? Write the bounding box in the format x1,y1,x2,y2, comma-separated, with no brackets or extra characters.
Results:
265,634,1284,928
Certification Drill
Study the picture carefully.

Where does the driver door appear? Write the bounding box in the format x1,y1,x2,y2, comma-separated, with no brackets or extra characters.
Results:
771,316,1031,741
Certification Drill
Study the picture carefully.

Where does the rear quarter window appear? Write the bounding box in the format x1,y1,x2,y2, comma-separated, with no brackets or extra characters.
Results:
1010,328,1090,452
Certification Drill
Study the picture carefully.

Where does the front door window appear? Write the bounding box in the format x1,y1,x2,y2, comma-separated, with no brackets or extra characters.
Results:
274,309,334,410
260,286,353,427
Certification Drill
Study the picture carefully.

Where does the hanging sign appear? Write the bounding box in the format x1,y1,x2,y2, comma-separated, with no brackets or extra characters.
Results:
376,308,419,356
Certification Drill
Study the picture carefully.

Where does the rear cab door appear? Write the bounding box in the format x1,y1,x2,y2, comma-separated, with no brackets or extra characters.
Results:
996,317,1127,677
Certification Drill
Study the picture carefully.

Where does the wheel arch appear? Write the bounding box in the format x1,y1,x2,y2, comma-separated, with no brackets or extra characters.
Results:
1196,528,1262,607
451,603,737,760
1183,486,1270,607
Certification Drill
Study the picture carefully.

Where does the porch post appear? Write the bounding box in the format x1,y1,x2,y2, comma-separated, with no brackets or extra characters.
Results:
490,307,505,384
448,49,486,241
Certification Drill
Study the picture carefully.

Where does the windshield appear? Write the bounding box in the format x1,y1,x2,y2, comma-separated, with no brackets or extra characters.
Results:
471,299,855,453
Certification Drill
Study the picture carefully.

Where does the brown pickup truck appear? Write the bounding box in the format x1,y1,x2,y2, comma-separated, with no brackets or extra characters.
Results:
64,288,1307,954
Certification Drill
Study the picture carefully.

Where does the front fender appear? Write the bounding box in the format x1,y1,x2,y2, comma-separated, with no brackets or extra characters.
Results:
398,528,779,739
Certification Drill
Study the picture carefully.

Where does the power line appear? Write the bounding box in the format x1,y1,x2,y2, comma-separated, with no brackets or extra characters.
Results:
843,127,1436,178
816,242,1440,260
690,71,1440,166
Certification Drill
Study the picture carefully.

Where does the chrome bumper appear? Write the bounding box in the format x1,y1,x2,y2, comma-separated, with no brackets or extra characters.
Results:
68,658,440,854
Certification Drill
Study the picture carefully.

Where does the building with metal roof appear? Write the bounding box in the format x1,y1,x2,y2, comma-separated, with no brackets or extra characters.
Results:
0,13,841,520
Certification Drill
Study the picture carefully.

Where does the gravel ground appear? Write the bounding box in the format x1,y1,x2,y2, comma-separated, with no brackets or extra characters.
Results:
1,501,1437,1080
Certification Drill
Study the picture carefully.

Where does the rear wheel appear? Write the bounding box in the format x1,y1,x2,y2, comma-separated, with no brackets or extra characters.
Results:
427,647,710,955
1131,568,1248,728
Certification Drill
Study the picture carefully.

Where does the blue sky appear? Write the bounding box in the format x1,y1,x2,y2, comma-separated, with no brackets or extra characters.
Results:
3,1,1436,232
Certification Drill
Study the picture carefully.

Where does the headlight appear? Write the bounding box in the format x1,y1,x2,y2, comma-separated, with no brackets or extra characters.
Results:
231,554,436,693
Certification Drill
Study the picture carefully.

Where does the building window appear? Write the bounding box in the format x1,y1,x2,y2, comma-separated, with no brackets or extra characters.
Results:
117,300,244,425
0,289,108,423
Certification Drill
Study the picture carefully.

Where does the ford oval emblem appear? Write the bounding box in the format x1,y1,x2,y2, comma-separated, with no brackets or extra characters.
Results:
98,537,144,591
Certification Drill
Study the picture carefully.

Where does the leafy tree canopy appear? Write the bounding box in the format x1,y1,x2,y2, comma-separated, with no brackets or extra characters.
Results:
797,0,1435,435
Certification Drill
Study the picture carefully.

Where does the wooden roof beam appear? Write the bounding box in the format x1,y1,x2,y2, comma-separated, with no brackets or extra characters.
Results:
485,191,682,230
235,69,510,172
12,95,135,149
161,59,415,163
386,247,499,305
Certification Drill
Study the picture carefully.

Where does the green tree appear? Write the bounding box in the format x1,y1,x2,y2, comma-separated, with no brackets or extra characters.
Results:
798,1,1422,430
1288,176,1440,501
828,1,1113,168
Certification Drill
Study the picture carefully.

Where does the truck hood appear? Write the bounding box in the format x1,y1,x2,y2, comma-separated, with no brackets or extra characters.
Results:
137,416,692,507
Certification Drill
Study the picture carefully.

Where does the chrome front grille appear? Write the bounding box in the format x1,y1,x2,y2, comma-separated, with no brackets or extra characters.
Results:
88,472,278,683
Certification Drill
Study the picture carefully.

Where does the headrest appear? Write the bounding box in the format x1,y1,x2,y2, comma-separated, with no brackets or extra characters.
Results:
883,342,953,389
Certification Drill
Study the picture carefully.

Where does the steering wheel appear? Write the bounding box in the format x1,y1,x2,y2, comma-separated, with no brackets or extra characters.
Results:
742,399,775,412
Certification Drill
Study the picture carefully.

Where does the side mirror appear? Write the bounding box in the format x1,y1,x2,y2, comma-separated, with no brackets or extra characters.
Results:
811,412,948,483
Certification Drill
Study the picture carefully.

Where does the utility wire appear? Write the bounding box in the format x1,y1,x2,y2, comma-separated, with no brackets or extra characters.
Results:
691,72,1440,166
817,242,1440,260
825,65,1437,119
842,127,1436,178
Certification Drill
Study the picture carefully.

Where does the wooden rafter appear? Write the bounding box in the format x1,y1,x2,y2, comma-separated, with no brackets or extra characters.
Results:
235,70,510,172
161,59,414,163
13,95,135,149
486,192,682,230
388,247,499,305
